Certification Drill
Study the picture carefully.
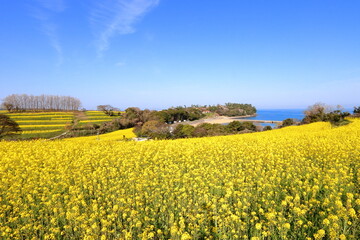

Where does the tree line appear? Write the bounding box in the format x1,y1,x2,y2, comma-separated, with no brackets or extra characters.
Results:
77,104,257,139
72,103,255,138
97,103,257,122
70,106,205,137
210,103,257,116
301,103,352,126
137,121,260,139
278,103,357,129
190,103,257,117
2,94,81,112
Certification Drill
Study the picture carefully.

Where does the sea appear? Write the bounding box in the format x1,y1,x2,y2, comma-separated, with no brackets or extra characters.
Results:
246,109,305,121
238,109,305,128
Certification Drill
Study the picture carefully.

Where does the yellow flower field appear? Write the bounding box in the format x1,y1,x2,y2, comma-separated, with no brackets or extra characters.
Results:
0,111,75,139
19,124,67,129
0,119,359,239
8,114,73,119
79,120,113,123
16,120,72,123
21,130,64,134
65,128,136,141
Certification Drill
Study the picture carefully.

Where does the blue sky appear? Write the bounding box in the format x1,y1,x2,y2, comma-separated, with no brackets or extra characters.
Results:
1,0,359,110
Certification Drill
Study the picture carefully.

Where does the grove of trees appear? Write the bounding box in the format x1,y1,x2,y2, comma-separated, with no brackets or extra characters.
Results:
135,121,259,140
69,103,258,139
213,103,257,116
194,103,257,117
153,107,204,123
2,94,81,112
301,103,350,126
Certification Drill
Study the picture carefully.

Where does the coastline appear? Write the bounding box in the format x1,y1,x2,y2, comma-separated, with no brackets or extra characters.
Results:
172,114,282,127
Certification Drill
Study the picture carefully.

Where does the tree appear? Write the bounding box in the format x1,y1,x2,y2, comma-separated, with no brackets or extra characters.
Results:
354,106,360,115
141,120,170,139
281,118,295,127
242,122,257,131
97,105,118,116
2,103,14,112
263,125,272,131
0,114,22,138
302,103,329,124
305,102,327,114
226,121,245,132
193,123,228,137
173,124,195,138
193,124,211,137
124,107,141,121
302,103,350,125
2,94,81,112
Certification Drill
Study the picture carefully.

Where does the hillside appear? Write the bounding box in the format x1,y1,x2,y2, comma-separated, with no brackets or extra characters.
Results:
0,110,117,140
0,119,359,239
65,128,136,141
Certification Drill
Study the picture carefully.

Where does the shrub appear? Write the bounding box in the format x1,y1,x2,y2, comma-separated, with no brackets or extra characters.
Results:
302,103,350,126
226,121,245,132
281,118,295,127
263,125,272,131
141,120,171,139
0,114,22,138
354,106,360,116
172,124,195,138
242,122,257,131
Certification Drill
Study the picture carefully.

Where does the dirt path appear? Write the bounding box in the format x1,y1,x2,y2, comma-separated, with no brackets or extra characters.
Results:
74,111,88,121
49,111,85,140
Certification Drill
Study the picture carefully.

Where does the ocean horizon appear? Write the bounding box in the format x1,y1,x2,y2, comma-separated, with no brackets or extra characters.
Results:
245,109,305,122
241,108,354,128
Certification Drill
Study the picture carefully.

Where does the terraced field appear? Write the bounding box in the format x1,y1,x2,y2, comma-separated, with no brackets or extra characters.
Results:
0,110,74,139
0,110,120,139
79,111,118,125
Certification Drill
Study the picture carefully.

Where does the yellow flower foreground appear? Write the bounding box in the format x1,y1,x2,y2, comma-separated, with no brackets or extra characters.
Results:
1,120,359,239
65,128,136,141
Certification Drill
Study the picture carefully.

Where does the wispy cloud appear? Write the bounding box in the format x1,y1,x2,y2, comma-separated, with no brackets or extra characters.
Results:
90,0,160,56
35,0,66,12
42,23,63,65
115,61,126,67
28,0,66,65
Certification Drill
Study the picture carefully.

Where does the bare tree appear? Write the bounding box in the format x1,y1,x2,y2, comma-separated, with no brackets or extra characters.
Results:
304,103,330,116
97,105,119,116
1,94,81,112
302,103,349,124
2,102,14,112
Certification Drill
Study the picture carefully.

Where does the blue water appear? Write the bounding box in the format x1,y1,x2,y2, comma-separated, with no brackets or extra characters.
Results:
245,109,305,122
234,109,305,128
235,108,353,128
259,123,278,128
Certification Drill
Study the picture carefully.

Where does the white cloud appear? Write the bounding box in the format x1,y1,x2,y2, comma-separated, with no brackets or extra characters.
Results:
90,0,159,56
28,0,65,65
